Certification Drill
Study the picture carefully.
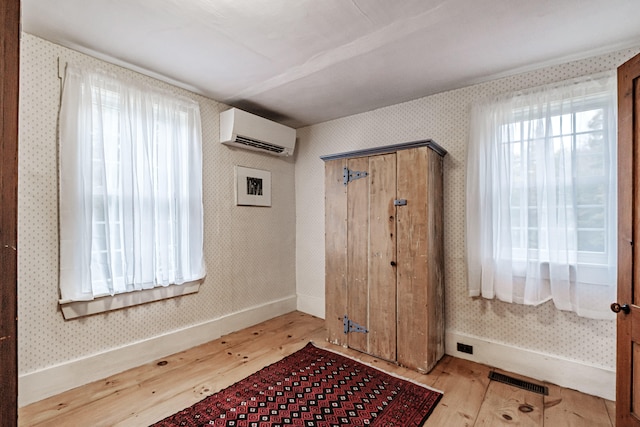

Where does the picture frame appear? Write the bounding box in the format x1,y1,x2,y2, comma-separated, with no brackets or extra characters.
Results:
234,166,272,207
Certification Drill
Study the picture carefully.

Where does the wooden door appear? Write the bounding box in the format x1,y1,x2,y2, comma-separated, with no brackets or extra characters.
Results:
324,153,397,361
346,154,397,361
364,154,397,361
617,52,640,427
0,0,20,425
346,156,371,354
396,147,444,373
324,159,348,346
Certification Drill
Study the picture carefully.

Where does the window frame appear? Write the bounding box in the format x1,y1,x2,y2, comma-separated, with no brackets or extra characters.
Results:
59,281,201,319
58,63,205,318
500,95,614,272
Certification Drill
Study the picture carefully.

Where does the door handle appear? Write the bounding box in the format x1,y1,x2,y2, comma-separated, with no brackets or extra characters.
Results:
611,302,631,314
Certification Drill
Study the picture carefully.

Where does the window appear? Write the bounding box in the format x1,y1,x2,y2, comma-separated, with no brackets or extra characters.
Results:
506,100,611,263
466,73,616,319
59,64,206,314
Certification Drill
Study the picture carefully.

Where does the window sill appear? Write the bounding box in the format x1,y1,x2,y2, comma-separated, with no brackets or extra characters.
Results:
59,280,202,320
509,260,613,286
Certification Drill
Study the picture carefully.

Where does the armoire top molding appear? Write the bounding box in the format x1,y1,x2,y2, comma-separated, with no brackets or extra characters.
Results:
320,139,447,162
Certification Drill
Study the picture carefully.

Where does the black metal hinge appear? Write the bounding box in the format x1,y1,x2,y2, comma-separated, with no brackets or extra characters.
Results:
343,167,368,186
343,315,369,334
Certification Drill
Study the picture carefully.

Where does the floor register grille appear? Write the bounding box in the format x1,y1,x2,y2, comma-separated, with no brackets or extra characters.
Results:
488,371,549,396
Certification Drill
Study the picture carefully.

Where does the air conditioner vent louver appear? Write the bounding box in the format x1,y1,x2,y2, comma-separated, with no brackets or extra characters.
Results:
220,108,296,157
235,136,285,154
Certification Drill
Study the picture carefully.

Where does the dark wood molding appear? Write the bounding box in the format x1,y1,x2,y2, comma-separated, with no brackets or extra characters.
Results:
615,51,640,426
0,0,20,425
320,139,447,161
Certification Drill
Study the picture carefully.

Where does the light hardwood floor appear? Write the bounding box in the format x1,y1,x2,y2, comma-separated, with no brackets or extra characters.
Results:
19,311,615,426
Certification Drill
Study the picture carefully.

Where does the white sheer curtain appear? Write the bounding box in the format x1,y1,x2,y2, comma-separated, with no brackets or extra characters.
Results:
466,72,617,319
59,64,206,302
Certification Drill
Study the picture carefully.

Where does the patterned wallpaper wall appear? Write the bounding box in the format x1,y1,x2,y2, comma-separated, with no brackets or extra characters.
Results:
295,47,640,370
18,34,296,374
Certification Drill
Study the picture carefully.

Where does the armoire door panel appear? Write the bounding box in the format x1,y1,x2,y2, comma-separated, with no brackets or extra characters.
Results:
346,156,370,354
396,147,444,372
324,159,348,346
367,154,397,362
396,147,429,370
425,148,446,368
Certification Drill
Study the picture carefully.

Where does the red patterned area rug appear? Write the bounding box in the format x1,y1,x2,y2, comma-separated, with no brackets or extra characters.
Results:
151,342,442,427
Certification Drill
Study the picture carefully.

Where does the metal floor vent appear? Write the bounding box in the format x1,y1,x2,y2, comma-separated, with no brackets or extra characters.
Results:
489,371,549,396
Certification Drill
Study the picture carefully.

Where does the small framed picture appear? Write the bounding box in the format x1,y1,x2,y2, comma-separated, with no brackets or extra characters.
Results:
235,166,271,207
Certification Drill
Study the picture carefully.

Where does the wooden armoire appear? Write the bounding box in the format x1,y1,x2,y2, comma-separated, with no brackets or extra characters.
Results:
322,140,446,373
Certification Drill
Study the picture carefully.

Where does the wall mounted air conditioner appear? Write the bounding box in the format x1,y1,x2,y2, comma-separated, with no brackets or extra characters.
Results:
220,108,296,157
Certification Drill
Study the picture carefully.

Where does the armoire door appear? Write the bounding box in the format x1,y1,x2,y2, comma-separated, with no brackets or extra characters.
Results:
616,51,640,427
346,154,397,361
396,147,444,372
324,158,349,346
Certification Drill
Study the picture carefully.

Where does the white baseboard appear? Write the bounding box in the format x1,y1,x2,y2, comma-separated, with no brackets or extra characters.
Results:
446,331,615,400
18,295,297,407
296,293,325,319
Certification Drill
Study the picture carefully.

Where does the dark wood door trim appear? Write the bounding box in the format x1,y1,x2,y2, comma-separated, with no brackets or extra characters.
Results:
617,52,640,427
0,0,20,425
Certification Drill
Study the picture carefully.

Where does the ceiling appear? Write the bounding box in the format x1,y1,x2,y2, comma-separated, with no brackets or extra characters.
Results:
22,0,640,128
